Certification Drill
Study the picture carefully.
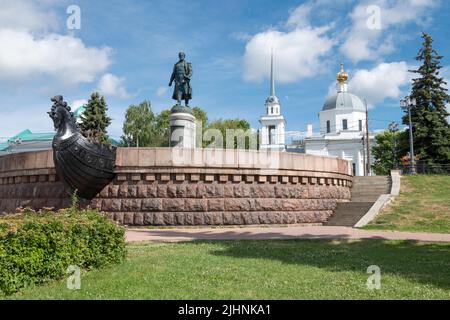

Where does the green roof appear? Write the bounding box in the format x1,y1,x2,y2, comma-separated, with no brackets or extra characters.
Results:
10,129,55,142
0,142,8,151
74,105,86,119
0,129,55,151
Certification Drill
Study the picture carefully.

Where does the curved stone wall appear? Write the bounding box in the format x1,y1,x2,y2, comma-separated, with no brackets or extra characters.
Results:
0,151,71,212
0,148,353,225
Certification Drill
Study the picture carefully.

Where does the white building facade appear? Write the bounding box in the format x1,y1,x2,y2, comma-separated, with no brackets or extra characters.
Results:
304,64,375,176
259,53,286,151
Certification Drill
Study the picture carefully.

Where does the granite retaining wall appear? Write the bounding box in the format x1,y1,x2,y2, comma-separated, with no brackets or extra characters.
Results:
0,148,353,225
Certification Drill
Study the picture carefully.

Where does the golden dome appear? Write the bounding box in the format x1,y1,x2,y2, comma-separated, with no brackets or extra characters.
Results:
336,62,348,83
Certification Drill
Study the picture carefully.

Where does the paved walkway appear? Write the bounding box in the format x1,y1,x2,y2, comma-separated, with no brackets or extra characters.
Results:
126,226,450,243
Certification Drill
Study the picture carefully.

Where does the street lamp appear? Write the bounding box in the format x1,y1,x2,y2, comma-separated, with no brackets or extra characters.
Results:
388,122,399,170
400,96,417,174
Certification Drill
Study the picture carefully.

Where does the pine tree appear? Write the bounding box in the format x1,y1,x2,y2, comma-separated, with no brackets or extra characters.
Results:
80,92,112,145
405,32,450,166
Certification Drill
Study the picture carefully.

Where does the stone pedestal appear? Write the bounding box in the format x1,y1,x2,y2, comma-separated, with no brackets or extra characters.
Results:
169,106,196,148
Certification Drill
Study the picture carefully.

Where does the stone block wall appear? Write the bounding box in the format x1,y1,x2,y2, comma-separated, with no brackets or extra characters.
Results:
0,148,353,226
91,173,351,226
0,150,72,212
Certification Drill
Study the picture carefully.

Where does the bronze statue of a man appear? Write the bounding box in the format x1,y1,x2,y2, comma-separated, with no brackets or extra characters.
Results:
169,52,193,107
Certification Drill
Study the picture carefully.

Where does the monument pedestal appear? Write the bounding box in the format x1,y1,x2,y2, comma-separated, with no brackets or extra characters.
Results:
169,106,196,148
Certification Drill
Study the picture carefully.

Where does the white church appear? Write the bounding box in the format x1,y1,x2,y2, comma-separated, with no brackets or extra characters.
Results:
258,58,375,176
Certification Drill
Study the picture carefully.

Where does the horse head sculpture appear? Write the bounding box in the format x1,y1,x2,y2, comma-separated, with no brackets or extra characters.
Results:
48,95,116,200
48,95,80,142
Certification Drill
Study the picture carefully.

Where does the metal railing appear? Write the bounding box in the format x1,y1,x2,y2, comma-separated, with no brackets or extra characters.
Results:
398,162,450,175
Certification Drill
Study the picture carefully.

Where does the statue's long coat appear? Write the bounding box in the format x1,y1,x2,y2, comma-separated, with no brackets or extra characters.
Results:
170,61,193,100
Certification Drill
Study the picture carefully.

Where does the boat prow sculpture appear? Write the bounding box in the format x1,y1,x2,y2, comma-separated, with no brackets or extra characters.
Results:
48,96,116,200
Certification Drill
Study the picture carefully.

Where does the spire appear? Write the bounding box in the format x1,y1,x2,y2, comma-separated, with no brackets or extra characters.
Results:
265,49,280,113
336,62,348,92
270,49,275,96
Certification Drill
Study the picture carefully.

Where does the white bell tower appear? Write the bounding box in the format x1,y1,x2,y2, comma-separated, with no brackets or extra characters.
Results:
259,52,286,151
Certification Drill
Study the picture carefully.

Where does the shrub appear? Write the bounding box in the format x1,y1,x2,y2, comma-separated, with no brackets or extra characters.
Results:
0,207,126,295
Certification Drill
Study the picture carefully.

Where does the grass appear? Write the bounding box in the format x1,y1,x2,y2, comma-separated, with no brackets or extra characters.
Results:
6,240,450,300
365,175,450,233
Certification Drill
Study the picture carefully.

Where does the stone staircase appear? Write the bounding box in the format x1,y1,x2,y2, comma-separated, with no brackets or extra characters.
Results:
325,176,392,227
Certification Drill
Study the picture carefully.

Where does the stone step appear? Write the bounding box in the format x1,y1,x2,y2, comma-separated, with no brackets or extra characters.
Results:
353,180,390,186
335,202,375,207
354,181,390,184
325,202,374,226
353,183,391,187
351,191,390,196
352,187,391,191
354,176,389,180
353,184,391,189
351,197,382,202
352,191,387,196
352,191,390,194
350,187,391,193
353,180,391,184
353,187,390,191
326,176,391,226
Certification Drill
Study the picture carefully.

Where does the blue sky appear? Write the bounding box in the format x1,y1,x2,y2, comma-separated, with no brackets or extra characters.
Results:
0,0,449,141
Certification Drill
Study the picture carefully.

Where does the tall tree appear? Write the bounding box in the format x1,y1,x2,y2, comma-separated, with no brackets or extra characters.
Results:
372,130,403,175
406,32,450,166
120,104,255,149
192,106,209,147
80,92,112,145
206,118,256,149
153,109,171,147
121,100,154,147
192,107,208,128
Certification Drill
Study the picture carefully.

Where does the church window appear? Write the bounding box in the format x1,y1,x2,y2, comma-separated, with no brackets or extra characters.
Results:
342,119,348,130
268,125,275,144
359,120,363,131
271,107,273,114
326,121,331,133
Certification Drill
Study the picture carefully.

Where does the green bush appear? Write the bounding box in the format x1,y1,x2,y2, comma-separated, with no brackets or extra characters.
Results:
0,207,126,295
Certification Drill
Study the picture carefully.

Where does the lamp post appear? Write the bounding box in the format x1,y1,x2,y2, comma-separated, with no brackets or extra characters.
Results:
388,122,399,170
361,136,366,176
400,96,416,174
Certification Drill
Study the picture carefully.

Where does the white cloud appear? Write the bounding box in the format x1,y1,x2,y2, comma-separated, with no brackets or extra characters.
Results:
71,99,88,110
340,0,438,62
0,0,59,32
156,86,168,97
97,73,130,99
243,27,335,83
347,61,412,107
285,3,312,29
0,108,53,136
0,29,112,86
0,1,113,88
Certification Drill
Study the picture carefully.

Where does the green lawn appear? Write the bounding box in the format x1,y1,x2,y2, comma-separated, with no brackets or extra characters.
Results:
365,175,450,233
7,240,450,299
